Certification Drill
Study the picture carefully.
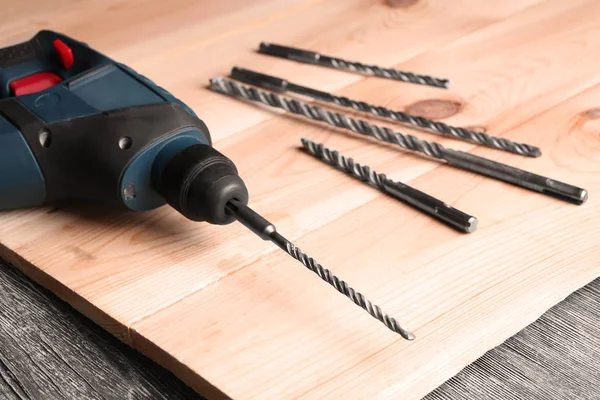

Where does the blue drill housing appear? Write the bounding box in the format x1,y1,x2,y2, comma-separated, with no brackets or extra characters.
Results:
0,30,211,211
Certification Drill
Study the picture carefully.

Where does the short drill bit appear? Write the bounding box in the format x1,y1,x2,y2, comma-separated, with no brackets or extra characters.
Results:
258,42,449,89
209,77,588,205
231,67,541,158
301,138,478,233
225,199,415,340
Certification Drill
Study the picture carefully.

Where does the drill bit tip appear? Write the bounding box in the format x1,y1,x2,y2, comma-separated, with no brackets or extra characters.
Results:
530,147,542,158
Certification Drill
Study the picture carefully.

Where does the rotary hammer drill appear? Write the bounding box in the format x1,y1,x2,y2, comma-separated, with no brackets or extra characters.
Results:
0,30,247,224
0,31,413,339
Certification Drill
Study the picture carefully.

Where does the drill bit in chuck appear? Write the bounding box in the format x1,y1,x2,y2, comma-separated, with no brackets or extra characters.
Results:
258,42,450,89
231,67,541,158
225,199,415,340
209,77,588,205
301,138,478,233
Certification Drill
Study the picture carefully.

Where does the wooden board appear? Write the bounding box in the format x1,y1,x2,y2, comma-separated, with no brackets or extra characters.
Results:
2,259,599,400
1,0,599,398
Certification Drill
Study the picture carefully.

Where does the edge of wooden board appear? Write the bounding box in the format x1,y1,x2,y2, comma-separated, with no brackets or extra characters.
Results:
0,241,226,398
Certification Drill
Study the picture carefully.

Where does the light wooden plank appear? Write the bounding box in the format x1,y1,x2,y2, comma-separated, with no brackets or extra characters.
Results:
131,79,600,399
2,0,599,398
0,0,546,330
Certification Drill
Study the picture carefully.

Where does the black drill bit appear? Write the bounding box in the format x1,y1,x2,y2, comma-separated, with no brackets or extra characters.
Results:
300,138,478,233
231,67,541,158
258,42,449,89
225,199,415,340
209,77,588,205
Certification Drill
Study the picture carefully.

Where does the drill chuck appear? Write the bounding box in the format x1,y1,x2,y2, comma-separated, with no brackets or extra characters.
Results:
157,144,249,224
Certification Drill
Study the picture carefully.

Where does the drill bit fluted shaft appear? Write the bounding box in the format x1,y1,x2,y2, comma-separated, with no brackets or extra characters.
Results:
225,199,415,340
259,43,449,89
210,77,445,159
301,138,478,233
332,97,543,156
209,77,588,205
231,67,541,157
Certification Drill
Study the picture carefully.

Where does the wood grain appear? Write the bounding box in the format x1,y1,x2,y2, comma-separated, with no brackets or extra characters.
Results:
2,258,599,400
1,0,599,398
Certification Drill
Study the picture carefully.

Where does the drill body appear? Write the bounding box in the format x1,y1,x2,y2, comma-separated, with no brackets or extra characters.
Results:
0,31,417,339
0,31,247,223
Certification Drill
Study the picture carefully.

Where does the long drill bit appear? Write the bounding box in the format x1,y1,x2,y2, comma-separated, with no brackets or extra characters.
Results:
209,77,588,205
231,67,541,158
225,199,415,340
258,42,449,89
300,138,478,233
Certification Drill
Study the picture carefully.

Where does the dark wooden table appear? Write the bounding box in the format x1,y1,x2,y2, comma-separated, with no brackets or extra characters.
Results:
1,260,598,399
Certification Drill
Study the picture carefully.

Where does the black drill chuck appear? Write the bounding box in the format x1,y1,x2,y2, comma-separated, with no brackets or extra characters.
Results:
157,144,249,224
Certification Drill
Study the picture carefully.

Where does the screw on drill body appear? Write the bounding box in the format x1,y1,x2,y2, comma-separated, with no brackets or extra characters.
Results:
225,199,415,340
258,43,450,89
300,138,478,233
231,67,541,158
209,77,588,205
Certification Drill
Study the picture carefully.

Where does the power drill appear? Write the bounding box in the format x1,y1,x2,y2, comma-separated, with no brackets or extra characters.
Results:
0,30,248,224
0,31,414,340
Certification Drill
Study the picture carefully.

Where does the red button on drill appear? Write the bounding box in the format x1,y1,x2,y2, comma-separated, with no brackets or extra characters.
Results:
53,39,74,70
9,72,63,96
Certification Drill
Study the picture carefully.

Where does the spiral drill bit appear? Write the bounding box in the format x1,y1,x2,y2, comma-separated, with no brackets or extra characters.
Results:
300,138,477,233
209,77,588,205
258,43,449,89
231,67,541,158
225,199,415,340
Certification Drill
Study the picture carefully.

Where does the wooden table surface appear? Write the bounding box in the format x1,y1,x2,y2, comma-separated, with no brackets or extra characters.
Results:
2,258,598,399
1,1,599,399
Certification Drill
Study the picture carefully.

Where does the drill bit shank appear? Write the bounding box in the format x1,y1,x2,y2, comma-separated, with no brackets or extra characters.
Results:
301,138,478,233
258,43,450,89
209,77,587,205
441,150,588,204
225,199,415,340
231,67,541,158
